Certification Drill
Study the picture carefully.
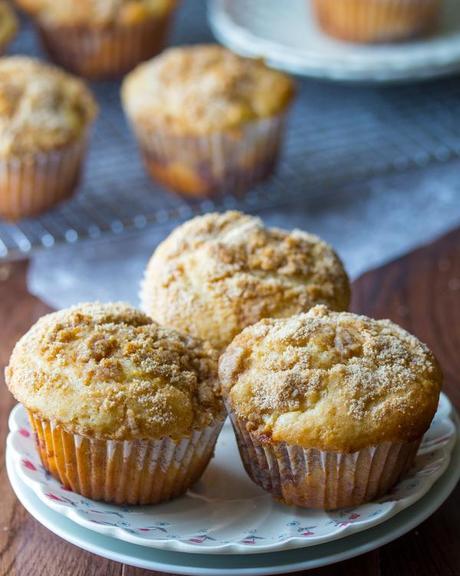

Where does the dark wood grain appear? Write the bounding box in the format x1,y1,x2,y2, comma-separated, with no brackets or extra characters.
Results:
0,263,122,576
1,228,460,576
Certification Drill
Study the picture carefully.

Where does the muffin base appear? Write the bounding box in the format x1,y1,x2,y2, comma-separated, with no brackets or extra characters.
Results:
37,13,175,79
28,411,224,505
312,0,441,43
131,115,288,198
230,413,420,510
0,138,87,221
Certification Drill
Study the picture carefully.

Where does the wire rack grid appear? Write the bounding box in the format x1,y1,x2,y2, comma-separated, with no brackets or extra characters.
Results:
1,0,460,260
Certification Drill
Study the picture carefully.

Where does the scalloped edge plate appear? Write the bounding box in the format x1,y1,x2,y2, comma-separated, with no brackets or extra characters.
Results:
7,395,456,555
6,422,460,575
209,0,460,82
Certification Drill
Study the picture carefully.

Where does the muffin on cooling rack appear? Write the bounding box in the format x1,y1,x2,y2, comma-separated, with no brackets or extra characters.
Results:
0,1,18,54
122,44,295,198
311,0,442,43
219,305,442,509
14,0,178,78
0,57,96,221
141,211,350,351
6,302,225,505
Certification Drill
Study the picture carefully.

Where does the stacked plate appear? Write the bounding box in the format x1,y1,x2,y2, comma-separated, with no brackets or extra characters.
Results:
6,395,459,575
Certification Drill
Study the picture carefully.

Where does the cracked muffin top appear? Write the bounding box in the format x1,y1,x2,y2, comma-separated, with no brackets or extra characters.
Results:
122,44,295,134
219,305,442,452
0,57,97,156
141,211,350,351
6,302,224,440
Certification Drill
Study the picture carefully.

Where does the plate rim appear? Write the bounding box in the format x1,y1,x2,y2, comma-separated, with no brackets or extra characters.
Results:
6,395,457,555
208,0,460,82
6,419,460,575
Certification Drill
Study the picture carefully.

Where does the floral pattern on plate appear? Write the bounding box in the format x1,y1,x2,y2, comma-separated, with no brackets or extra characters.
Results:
7,394,456,555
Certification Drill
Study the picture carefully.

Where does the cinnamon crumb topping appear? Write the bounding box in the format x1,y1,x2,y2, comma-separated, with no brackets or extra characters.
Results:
219,305,442,452
141,211,350,351
122,45,295,134
6,303,224,440
0,57,97,156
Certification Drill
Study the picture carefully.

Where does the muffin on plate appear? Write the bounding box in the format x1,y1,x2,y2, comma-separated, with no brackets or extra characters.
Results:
0,1,18,54
122,45,295,198
311,0,442,43
219,305,442,509
5,303,225,504
141,211,350,351
0,57,97,220
14,0,178,78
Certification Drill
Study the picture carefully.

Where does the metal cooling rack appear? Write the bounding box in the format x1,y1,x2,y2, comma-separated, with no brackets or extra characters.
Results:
2,1,460,260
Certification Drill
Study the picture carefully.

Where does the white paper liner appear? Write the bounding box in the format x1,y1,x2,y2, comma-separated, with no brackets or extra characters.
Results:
37,12,175,79
0,137,87,220
230,412,421,510
29,411,224,505
312,0,441,43
126,113,288,198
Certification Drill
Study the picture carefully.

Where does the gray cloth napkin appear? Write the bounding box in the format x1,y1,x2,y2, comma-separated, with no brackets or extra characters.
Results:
27,163,460,309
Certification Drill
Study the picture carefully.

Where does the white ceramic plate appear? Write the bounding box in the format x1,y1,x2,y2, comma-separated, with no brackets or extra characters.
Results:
6,425,460,576
7,395,456,555
209,0,460,82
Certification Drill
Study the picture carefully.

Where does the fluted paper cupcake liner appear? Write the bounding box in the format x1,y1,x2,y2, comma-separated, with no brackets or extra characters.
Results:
0,137,87,221
128,114,288,198
28,411,224,505
312,0,441,43
37,13,175,79
230,412,420,510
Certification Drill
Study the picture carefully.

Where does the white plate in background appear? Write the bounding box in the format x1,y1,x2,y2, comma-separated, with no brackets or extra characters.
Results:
209,0,460,82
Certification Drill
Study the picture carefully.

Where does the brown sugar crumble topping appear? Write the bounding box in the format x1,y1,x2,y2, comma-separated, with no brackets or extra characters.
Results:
142,211,350,350
122,45,295,134
0,57,96,156
219,305,442,452
6,302,224,440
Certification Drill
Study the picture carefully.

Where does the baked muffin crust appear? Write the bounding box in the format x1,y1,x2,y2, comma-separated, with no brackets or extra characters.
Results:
122,44,295,135
6,302,223,440
141,211,350,351
0,57,97,156
219,305,442,452
15,0,175,26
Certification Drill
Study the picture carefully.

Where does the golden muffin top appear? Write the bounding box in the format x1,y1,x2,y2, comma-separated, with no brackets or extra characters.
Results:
6,303,224,441
122,44,295,134
14,0,176,26
141,211,350,351
0,1,18,47
0,57,97,156
219,306,442,452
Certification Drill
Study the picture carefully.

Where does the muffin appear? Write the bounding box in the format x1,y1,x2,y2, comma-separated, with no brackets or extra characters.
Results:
5,302,225,504
141,211,350,351
122,45,295,198
0,57,97,220
14,0,178,79
311,0,442,43
219,305,442,509
0,1,18,54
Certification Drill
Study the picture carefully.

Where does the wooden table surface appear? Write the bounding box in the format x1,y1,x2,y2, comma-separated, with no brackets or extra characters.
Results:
1,228,460,576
